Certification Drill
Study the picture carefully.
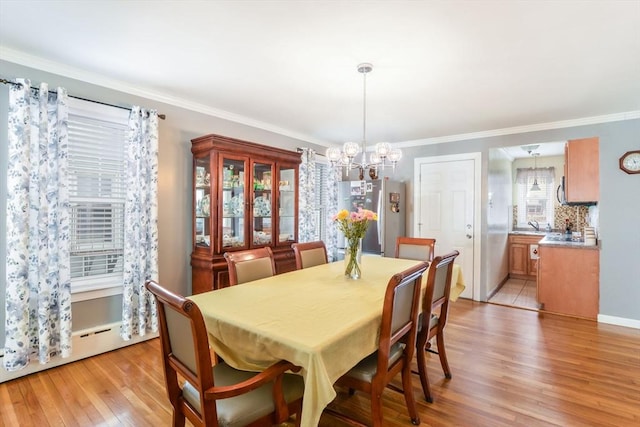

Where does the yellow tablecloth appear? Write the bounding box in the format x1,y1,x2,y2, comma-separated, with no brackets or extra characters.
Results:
189,256,464,427
448,263,466,302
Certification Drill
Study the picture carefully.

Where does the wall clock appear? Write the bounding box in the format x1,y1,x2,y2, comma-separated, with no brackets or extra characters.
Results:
619,150,640,174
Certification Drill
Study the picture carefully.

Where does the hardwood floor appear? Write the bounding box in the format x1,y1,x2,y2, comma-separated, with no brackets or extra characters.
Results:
1,300,639,427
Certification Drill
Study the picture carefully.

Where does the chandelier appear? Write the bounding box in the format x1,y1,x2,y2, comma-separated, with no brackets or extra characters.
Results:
326,63,402,180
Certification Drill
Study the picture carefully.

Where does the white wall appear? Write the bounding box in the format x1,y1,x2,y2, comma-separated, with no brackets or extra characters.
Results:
486,148,512,296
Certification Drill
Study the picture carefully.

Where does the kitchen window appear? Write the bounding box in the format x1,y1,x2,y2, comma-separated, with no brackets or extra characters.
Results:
515,167,555,228
67,98,129,294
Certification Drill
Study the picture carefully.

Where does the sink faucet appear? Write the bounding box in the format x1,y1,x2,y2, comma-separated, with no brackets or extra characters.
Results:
528,220,540,231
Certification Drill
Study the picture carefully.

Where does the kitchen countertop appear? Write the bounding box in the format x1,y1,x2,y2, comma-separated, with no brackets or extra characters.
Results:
509,230,547,237
538,233,600,250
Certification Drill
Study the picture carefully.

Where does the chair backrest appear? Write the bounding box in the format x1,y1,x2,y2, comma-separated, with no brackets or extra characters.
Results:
395,237,436,263
145,280,219,425
420,250,460,334
224,247,276,285
376,262,428,377
291,241,328,269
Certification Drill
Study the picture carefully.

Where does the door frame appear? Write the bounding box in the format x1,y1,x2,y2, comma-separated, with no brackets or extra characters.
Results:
413,152,482,301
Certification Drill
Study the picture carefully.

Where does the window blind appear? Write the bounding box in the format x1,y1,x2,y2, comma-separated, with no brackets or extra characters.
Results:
313,162,328,242
68,102,128,281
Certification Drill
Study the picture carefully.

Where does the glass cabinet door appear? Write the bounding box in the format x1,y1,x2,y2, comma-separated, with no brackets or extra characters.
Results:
221,157,246,250
252,161,274,246
194,155,211,248
278,166,296,243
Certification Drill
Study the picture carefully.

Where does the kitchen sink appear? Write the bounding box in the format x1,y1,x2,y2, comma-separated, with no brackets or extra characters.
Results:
510,230,547,236
544,234,572,242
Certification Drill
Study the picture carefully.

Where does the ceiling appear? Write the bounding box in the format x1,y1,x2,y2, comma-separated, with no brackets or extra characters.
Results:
501,141,567,159
1,1,639,150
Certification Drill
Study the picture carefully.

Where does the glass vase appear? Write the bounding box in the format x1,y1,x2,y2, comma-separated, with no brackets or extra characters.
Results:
344,237,363,279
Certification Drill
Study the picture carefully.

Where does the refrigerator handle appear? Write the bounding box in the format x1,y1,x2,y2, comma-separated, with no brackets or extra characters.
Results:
377,187,383,252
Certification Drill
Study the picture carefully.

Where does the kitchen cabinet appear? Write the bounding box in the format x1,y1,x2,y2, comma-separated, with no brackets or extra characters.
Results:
564,137,599,203
190,133,301,293
537,244,599,319
509,234,541,279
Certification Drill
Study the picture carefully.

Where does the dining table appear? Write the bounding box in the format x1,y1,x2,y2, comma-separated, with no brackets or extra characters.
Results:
189,255,465,427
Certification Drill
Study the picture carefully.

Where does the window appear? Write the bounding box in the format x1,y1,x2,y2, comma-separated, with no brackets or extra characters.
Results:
67,99,129,292
515,167,555,228
312,162,329,242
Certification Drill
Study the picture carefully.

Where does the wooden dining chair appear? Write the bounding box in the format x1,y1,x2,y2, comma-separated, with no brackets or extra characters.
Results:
145,280,304,427
415,250,460,403
330,262,428,427
291,241,328,269
395,237,436,263
224,247,276,286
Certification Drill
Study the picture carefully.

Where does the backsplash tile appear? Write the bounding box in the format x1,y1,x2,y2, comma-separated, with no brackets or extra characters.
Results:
513,205,590,232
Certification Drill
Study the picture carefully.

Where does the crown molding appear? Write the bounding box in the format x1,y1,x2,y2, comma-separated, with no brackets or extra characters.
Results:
0,47,327,146
3,47,638,149
397,111,640,148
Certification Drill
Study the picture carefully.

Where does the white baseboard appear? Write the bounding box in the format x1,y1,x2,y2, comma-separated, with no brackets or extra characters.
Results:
0,322,157,383
597,314,640,329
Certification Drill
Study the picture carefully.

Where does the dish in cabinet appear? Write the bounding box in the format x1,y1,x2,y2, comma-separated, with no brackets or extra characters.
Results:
253,196,271,217
200,194,210,217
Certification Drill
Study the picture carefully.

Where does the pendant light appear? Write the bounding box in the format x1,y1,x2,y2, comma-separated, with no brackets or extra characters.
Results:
531,153,541,191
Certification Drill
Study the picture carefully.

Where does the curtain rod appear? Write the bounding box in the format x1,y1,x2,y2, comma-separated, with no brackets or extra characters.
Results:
297,147,327,158
0,78,166,120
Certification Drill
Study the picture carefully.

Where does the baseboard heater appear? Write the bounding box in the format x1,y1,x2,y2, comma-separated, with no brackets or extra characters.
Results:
0,322,157,383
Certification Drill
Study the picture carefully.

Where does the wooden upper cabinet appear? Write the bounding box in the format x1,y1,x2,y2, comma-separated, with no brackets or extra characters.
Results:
564,137,599,203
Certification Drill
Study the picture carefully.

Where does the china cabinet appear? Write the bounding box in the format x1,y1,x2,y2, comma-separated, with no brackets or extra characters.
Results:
190,134,301,293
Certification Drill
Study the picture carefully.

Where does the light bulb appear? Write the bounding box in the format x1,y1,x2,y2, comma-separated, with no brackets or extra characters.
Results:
388,148,402,163
369,152,382,165
375,142,391,158
326,147,342,163
343,141,360,158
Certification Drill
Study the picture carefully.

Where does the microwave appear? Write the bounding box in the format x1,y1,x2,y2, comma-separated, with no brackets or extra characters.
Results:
557,176,596,206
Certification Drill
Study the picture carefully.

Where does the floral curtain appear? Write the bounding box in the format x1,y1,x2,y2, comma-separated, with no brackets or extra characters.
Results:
325,167,341,262
4,79,72,371
121,107,159,340
298,148,316,242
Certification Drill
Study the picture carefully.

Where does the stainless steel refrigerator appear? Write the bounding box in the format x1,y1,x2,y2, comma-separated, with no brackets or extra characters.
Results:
337,179,405,257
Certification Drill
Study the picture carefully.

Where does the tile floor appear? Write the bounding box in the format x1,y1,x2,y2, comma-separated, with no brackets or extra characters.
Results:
488,278,539,310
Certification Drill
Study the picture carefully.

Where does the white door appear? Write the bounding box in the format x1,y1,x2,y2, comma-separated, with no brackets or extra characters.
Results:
414,154,481,300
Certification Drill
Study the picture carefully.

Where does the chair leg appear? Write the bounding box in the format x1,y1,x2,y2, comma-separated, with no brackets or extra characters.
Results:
371,387,385,427
436,330,452,379
401,362,421,425
292,399,303,427
415,337,434,403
